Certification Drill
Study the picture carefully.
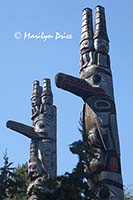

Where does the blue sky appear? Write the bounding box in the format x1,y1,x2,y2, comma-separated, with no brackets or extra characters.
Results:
0,0,132,186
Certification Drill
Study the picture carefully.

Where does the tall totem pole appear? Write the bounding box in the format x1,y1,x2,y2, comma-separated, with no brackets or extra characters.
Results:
6,79,57,200
55,5,124,200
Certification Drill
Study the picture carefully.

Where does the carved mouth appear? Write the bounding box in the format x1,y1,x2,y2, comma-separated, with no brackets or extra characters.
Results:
31,171,39,178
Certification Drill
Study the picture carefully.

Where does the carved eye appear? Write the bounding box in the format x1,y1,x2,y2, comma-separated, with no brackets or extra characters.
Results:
93,74,101,84
32,165,37,170
35,121,45,131
84,41,89,48
99,187,110,199
38,122,45,129
95,100,111,110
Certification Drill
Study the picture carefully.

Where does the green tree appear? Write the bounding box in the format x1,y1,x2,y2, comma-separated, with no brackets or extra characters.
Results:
11,163,29,200
124,186,133,200
0,152,28,200
0,152,15,200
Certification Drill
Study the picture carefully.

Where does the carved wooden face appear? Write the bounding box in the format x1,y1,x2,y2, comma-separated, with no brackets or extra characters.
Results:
41,94,53,105
34,113,51,135
28,158,43,179
31,96,41,107
80,39,93,52
94,38,109,54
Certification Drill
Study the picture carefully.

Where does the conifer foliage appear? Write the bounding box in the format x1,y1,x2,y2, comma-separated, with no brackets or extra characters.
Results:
0,137,132,200
0,152,28,200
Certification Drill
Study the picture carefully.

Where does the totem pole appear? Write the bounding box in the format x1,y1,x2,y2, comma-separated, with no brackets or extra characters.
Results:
6,79,57,200
55,5,124,200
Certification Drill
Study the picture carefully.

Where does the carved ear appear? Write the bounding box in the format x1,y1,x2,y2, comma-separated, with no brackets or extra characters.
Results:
93,5,109,42
80,8,94,73
80,8,94,51
31,80,42,103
